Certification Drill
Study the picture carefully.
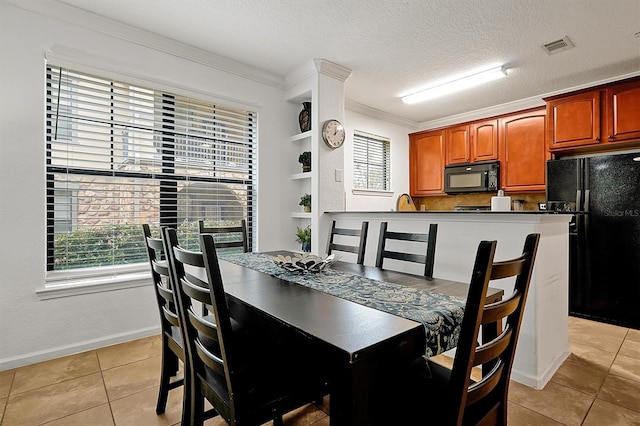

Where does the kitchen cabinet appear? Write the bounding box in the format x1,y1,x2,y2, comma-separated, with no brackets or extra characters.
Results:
499,109,547,192
471,119,499,162
606,81,640,143
445,121,498,165
445,125,470,164
546,90,601,150
409,129,445,196
546,78,640,152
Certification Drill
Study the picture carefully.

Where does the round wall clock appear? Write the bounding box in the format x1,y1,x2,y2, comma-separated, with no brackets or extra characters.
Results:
321,119,345,149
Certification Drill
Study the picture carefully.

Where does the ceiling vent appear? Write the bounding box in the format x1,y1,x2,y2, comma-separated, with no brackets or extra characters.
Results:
542,36,575,55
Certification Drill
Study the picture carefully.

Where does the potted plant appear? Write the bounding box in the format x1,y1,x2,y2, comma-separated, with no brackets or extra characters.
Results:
295,225,311,252
299,193,311,213
298,151,311,172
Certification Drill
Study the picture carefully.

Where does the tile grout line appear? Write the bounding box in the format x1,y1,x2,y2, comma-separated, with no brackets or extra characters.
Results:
582,326,633,423
96,349,117,426
0,370,15,426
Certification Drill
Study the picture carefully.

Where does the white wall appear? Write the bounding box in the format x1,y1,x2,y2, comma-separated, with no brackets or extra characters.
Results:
0,1,422,370
343,110,414,211
0,2,294,369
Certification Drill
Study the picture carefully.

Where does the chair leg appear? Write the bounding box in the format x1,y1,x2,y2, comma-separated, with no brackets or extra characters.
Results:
190,385,205,426
156,344,178,414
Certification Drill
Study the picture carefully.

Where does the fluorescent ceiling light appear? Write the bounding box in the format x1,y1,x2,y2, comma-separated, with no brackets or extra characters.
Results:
402,66,508,104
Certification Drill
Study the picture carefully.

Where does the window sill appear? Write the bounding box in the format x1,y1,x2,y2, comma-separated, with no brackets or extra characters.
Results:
38,266,152,300
351,189,394,197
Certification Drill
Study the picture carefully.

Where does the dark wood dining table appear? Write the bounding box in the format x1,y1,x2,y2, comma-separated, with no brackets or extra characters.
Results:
212,252,503,425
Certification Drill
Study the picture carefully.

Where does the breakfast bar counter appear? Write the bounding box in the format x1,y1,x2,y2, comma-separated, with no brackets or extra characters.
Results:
323,210,573,389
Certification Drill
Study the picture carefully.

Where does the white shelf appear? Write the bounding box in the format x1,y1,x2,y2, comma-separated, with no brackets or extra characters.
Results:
291,172,311,180
291,212,312,219
290,131,312,142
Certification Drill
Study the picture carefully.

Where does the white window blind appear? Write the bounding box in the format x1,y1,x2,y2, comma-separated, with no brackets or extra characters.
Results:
353,131,391,191
46,66,257,272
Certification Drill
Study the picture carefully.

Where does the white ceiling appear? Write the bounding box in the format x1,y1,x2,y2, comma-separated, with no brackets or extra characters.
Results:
52,0,640,125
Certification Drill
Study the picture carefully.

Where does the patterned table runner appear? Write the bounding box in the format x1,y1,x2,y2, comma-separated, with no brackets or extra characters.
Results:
219,252,466,357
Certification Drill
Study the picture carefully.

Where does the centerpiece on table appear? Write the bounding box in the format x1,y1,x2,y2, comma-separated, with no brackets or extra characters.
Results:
271,253,338,274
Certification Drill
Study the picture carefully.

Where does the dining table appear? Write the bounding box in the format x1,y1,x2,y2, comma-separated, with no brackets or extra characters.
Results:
212,251,504,425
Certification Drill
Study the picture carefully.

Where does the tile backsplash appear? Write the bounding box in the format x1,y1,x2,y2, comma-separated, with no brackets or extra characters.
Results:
414,193,546,211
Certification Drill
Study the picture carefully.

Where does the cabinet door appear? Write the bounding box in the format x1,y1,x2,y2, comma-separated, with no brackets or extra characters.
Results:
606,81,640,143
410,130,445,196
445,125,470,165
471,119,498,162
547,91,601,150
500,110,548,192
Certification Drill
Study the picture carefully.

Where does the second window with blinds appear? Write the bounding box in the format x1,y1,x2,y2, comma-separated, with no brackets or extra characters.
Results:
353,131,391,192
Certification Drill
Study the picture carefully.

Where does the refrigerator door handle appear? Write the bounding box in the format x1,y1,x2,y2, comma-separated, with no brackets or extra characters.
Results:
584,189,590,212
576,189,582,211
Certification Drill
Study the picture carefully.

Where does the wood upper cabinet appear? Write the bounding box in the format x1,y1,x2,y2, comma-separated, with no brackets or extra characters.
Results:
546,78,640,152
445,125,470,165
471,119,498,162
499,109,548,192
606,81,640,143
445,122,498,165
410,129,445,196
546,90,601,150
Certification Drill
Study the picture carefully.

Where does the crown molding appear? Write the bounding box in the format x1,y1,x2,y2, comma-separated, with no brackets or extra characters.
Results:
6,0,285,89
313,59,352,82
284,58,353,91
418,96,545,129
418,69,640,130
346,100,420,130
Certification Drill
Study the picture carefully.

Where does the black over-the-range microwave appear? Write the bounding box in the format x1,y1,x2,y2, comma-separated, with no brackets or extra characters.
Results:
443,160,500,194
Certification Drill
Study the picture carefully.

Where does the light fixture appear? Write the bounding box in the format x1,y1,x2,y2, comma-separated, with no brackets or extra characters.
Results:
402,65,508,104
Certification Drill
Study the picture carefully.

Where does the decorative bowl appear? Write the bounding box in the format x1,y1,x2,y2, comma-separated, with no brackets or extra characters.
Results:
271,253,338,273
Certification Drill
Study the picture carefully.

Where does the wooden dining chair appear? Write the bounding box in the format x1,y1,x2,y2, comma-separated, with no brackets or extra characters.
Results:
375,221,438,279
326,220,369,264
198,219,249,253
373,233,540,426
164,228,328,426
142,224,184,415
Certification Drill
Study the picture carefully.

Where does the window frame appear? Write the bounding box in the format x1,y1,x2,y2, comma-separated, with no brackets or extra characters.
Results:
42,64,258,298
352,130,392,194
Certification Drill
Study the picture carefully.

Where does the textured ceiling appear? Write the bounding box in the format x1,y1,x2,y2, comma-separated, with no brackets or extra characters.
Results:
51,0,640,125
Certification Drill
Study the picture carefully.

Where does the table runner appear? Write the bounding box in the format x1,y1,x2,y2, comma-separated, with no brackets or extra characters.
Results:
219,252,466,357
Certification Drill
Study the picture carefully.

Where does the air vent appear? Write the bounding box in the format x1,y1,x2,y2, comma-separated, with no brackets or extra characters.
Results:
542,36,575,55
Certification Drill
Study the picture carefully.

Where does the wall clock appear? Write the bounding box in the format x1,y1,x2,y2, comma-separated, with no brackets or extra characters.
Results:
321,119,345,149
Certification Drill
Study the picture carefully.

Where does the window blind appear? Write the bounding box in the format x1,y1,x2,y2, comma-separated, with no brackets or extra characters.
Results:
353,131,391,191
46,66,257,272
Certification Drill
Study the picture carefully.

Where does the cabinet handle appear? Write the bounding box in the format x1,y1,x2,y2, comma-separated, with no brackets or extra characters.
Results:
595,137,601,142
609,135,614,139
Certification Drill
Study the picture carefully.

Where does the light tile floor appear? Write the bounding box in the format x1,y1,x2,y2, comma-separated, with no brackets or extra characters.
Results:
1,316,639,425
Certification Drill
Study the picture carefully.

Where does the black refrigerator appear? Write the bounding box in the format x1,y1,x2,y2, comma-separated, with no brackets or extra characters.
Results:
546,151,640,329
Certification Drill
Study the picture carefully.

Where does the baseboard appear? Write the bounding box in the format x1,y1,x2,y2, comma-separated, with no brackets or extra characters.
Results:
0,326,160,371
510,347,571,390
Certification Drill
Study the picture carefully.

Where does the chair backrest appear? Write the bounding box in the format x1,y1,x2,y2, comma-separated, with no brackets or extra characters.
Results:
326,220,369,265
163,227,237,422
449,233,540,426
142,224,182,338
375,221,438,278
198,219,249,253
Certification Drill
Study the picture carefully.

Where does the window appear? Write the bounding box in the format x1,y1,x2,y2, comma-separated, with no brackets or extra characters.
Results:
353,131,391,191
46,66,257,275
